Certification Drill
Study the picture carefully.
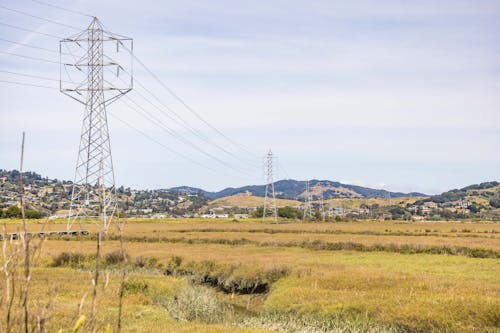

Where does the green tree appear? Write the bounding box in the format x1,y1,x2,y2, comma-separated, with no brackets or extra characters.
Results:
25,210,42,219
489,198,500,209
252,207,264,218
278,206,302,219
5,205,21,218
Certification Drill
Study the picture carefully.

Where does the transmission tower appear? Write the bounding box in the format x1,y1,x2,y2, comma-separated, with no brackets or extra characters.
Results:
320,192,326,222
263,149,277,222
303,180,313,220
60,18,133,232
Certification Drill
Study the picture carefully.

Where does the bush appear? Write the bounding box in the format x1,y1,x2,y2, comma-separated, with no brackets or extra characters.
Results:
104,250,129,265
5,205,21,218
489,198,500,208
164,256,183,274
278,206,302,219
121,279,148,296
52,252,94,268
25,209,42,219
165,285,233,324
134,256,162,269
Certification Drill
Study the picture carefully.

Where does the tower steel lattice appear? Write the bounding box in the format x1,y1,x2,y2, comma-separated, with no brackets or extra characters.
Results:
60,17,133,232
303,179,313,220
263,149,277,222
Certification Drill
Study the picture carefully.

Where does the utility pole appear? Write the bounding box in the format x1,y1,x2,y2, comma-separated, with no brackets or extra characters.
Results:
60,18,133,233
263,149,277,222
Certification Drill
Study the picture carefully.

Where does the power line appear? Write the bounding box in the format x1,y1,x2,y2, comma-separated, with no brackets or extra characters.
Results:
1,18,258,168
0,79,57,89
277,159,291,179
116,67,259,170
31,0,93,18
0,4,81,31
107,111,221,174
2,15,258,180
0,37,60,54
0,21,62,39
118,94,254,178
103,68,258,176
120,45,259,158
0,69,72,83
0,51,59,64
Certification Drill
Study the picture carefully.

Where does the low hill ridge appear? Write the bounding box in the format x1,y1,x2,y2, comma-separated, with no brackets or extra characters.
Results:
171,179,426,201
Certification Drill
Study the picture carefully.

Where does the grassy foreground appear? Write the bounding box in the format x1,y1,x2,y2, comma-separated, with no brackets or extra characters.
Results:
1,219,499,332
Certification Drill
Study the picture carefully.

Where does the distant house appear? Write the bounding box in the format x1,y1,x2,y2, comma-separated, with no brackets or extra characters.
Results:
234,214,249,219
201,210,229,219
328,207,344,216
424,202,438,209
150,214,167,219
452,200,470,209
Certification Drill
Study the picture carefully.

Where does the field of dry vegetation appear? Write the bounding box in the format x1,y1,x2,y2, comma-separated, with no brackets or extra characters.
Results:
1,218,499,332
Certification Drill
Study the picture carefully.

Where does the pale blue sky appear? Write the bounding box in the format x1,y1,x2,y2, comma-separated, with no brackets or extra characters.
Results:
1,0,499,194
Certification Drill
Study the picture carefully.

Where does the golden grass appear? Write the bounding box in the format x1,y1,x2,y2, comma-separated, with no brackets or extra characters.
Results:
266,270,499,332
1,219,499,332
37,240,499,280
3,219,498,234
33,239,499,331
0,268,272,333
127,230,500,251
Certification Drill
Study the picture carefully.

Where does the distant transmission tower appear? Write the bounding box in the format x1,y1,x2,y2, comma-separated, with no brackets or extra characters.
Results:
60,18,133,232
303,180,313,220
320,192,326,222
263,149,277,222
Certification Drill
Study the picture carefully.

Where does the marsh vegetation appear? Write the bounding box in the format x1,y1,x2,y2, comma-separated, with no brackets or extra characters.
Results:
0,219,498,332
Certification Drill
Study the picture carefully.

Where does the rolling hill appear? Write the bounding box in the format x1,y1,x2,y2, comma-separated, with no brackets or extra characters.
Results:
171,179,426,201
416,181,500,208
206,195,301,209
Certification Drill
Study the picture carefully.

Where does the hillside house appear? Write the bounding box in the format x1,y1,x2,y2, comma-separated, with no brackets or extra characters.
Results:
201,213,229,219
443,200,470,208
424,202,438,209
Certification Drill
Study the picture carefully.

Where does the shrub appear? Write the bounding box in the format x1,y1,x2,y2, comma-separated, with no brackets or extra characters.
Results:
5,205,21,218
165,285,233,324
164,256,183,275
25,209,42,219
121,279,148,296
104,250,129,265
134,256,162,269
52,252,94,268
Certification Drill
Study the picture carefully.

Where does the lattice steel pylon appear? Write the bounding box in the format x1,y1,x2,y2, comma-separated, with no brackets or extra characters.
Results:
263,149,278,222
303,180,313,220
60,17,133,232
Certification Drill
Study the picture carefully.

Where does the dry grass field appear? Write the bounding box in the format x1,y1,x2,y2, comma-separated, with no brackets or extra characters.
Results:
1,218,499,332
